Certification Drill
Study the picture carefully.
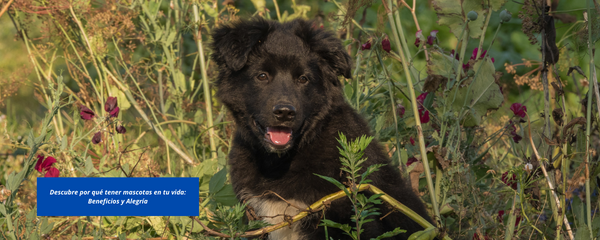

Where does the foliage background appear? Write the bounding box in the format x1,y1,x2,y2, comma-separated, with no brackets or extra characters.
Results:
0,0,598,239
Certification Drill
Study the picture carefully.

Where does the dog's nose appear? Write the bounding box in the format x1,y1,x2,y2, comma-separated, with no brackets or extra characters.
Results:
273,105,296,122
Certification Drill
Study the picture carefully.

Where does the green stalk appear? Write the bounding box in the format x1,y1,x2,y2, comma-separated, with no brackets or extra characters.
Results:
272,0,282,22
585,0,595,237
391,1,420,83
504,193,518,240
193,4,218,160
384,0,440,221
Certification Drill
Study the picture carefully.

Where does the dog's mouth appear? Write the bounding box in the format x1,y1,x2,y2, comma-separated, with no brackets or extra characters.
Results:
254,120,294,151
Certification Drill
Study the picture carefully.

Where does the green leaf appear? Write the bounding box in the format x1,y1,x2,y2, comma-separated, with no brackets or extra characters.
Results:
251,0,266,13
60,136,68,151
372,227,406,239
214,185,238,206
209,168,228,194
40,218,54,235
407,227,437,240
432,0,507,39
315,174,347,192
0,203,6,216
448,58,503,126
575,226,591,240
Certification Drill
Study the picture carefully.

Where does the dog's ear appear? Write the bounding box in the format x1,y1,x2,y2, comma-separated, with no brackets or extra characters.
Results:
293,20,352,85
211,19,272,71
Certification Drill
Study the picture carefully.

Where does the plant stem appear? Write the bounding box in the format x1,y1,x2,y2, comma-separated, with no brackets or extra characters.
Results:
585,1,596,237
383,0,440,221
193,4,218,160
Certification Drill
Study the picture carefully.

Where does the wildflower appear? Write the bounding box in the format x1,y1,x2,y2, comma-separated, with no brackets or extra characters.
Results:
109,106,120,118
116,125,127,134
45,167,60,177
510,103,527,118
35,155,56,173
512,134,522,143
462,63,470,71
498,210,505,222
361,41,371,51
80,105,95,120
415,30,424,47
410,136,415,145
397,103,405,118
105,96,118,113
501,172,517,190
420,110,430,124
427,30,438,46
382,37,391,53
524,163,533,172
35,155,59,177
416,93,430,124
92,131,102,144
406,157,418,166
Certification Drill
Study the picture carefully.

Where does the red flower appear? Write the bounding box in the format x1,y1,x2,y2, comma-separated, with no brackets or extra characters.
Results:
420,110,430,123
498,210,505,222
415,30,424,47
416,92,428,109
427,30,438,46
462,63,470,71
397,103,405,118
410,136,415,145
80,105,95,120
35,155,56,173
416,93,430,124
45,167,60,177
35,155,59,177
501,172,517,190
105,96,118,113
361,41,371,51
92,131,102,144
109,106,120,118
116,125,127,134
382,37,391,53
406,157,418,166
510,103,527,118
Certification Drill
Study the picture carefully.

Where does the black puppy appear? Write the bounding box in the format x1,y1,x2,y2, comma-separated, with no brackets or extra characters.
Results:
211,18,433,240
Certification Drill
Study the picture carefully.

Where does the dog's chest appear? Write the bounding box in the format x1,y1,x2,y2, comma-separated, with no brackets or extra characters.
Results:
245,196,309,240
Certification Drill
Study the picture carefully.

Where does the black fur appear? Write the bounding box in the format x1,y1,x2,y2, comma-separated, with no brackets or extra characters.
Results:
211,18,433,239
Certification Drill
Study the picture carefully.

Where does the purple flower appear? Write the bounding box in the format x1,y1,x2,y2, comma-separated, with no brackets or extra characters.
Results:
410,136,415,145
109,106,120,118
427,30,438,45
510,103,527,118
92,131,102,144
512,134,522,143
397,103,405,118
382,37,391,53
116,125,127,134
105,96,118,113
80,105,95,120
361,41,371,51
501,172,517,190
415,30,424,47
406,157,418,166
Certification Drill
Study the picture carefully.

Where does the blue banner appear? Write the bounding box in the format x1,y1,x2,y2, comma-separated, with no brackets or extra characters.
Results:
37,178,199,216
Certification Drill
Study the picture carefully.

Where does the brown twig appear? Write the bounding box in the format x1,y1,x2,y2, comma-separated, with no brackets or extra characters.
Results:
526,113,574,240
195,184,450,239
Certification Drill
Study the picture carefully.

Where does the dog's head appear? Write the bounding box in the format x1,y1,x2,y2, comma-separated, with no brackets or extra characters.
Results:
211,18,352,153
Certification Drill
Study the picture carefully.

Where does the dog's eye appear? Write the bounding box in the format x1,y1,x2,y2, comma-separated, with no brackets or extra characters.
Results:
257,73,269,81
298,76,309,84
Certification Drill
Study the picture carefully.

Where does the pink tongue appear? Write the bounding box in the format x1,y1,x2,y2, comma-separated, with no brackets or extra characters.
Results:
266,127,292,145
